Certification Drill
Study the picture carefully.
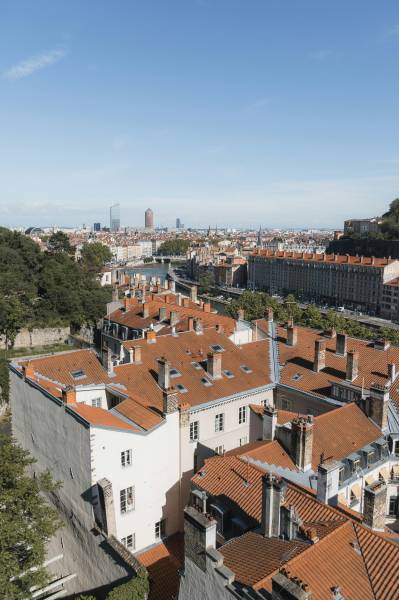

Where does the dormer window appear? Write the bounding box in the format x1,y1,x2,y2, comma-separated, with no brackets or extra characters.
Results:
351,459,360,473
211,344,224,353
240,365,252,374
170,368,181,378
223,370,234,379
71,369,86,380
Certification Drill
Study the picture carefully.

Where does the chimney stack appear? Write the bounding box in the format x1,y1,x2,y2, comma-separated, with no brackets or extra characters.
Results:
190,285,198,303
336,333,347,356
207,352,222,379
107,349,115,377
262,405,278,440
291,416,313,471
237,308,245,320
261,473,285,538
170,310,179,327
366,383,389,430
267,307,274,322
169,280,176,292
159,306,167,322
316,460,340,505
346,350,359,382
313,339,326,372
188,316,194,331
146,330,156,344
216,323,224,334
388,363,396,382
62,385,76,404
22,362,34,380
112,287,119,303
129,346,142,364
363,481,387,532
142,302,150,318
184,506,217,572
194,318,203,334
176,293,182,306
163,388,179,415
157,357,170,390
203,302,211,313
287,321,297,347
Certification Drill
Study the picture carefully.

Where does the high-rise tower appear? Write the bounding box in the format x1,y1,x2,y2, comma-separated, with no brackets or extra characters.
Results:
110,204,120,232
145,208,154,229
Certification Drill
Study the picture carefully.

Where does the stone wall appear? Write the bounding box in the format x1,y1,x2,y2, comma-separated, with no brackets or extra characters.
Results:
0,326,70,350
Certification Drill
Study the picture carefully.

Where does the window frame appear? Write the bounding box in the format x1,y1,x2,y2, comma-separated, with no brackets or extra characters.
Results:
120,485,135,513
215,413,224,433
190,420,199,442
121,449,132,468
238,405,247,425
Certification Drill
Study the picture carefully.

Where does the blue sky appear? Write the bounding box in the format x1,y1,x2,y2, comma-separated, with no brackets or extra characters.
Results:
1,1,399,229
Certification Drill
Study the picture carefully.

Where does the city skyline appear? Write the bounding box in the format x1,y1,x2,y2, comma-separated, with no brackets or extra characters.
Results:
2,1,399,229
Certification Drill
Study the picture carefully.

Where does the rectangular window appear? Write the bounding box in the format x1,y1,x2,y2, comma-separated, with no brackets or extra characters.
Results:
190,421,199,441
215,413,224,433
91,397,102,408
120,486,135,513
121,533,135,550
238,406,247,425
121,449,132,468
214,445,224,455
155,519,166,539
239,436,248,446
339,467,344,484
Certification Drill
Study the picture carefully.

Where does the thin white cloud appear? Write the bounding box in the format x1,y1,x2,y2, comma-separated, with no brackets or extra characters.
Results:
309,49,332,61
3,47,68,80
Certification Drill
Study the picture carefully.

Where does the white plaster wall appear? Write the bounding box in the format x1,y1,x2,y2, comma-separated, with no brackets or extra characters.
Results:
75,385,108,408
91,411,180,552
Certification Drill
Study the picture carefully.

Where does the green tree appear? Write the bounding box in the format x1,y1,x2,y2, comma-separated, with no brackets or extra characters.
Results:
199,271,215,294
106,568,149,600
0,436,61,599
157,239,190,256
0,358,10,405
81,242,112,271
0,295,29,352
47,231,72,254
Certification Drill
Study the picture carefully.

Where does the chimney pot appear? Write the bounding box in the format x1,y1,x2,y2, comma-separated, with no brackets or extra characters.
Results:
158,357,170,390
207,352,222,379
363,481,387,531
336,333,347,356
313,339,326,372
62,385,76,404
346,350,359,382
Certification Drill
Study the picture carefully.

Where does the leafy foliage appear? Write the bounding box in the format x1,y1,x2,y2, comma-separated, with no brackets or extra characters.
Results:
47,231,73,254
0,228,112,340
199,271,215,294
0,358,10,404
106,568,149,600
80,242,112,272
0,436,61,599
157,239,190,256
227,291,399,345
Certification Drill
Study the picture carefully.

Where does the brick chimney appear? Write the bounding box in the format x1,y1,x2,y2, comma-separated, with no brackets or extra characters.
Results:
188,316,194,331
190,285,198,303
129,346,142,364
313,339,326,372
142,302,150,318
287,321,297,347
271,569,312,600
316,460,340,505
267,307,274,322
261,473,285,538
157,357,170,390
365,383,389,430
291,416,313,471
363,481,387,532
62,385,76,404
163,388,179,415
237,308,245,320
207,352,222,379
159,306,167,322
216,323,224,334
262,404,278,440
146,330,156,344
336,333,347,356
203,302,211,313
170,310,179,327
346,350,359,382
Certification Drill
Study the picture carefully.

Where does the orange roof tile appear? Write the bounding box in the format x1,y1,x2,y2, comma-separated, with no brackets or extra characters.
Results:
244,440,297,471
68,403,138,431
114,398,162,430
137,534,183,600
251,249,394,268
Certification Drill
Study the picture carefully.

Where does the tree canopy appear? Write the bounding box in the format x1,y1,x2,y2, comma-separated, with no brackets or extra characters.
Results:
227,291,399,345
157,239,190,256
0,228,112,340
80,242,112,271
47,231,73,255
0,436,61,599
106,568,149,600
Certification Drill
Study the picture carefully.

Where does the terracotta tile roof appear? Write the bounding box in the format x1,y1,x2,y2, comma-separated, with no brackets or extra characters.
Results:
249,404,302,425
267,322,399,411
192,455,345,530
244,440,298,471
22,349,110,387
225,441,267,457
108,298,236,336
247,404,382,471
68,403,138,431
137,533,183,600
113,398,163,430
251,249,395,268
310,403,382,469
115,329,272,410
220,531,307,588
